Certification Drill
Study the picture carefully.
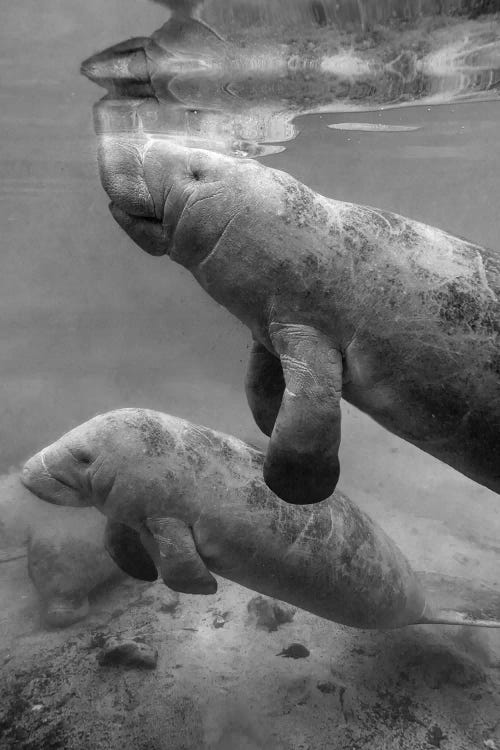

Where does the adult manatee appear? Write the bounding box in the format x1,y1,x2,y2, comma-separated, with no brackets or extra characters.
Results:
20,409,500,629
97,138,500,505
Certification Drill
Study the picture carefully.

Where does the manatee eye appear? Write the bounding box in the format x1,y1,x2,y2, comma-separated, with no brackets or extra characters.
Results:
188,153,205,182
68,447,93,465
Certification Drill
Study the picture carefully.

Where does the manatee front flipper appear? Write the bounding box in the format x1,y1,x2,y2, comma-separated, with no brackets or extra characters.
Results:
265,323,343,505
146,517,217,595
245,339,285,437
104,520,158,582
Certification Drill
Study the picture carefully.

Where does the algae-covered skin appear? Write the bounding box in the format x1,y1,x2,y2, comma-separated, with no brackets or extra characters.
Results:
97,138,499,505
21,408,430,630
20,409,500,629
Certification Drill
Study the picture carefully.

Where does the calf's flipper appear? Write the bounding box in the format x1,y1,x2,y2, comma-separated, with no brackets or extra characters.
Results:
104,519,158,581
146,517,218,595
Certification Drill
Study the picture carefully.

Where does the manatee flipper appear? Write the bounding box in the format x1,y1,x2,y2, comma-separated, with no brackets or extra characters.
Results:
245,339,285,437
104,519,158,582
265,323,343,504
146,517,217,595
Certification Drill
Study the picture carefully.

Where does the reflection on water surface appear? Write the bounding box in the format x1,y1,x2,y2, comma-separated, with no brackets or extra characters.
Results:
83,3,500,155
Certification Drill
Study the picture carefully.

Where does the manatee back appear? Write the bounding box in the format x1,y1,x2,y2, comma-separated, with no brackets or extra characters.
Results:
193,469,426,629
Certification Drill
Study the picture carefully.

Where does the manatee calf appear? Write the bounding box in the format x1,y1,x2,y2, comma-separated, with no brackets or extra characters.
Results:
21,409,500,629
96,138,500,505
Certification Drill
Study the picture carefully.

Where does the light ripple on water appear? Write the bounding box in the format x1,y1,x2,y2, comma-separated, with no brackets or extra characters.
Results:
328,123,421,132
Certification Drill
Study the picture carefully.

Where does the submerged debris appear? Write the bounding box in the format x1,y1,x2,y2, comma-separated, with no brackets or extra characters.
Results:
97,636,158,669
317,681,338,694
277,643,310,659
158,590,181,615
212,611,230,628
247,595,296,632
426,724,448,748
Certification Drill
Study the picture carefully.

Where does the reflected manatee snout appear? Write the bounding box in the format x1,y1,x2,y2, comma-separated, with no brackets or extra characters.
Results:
80,48,146,84
81,40,157,97
80,8,500,158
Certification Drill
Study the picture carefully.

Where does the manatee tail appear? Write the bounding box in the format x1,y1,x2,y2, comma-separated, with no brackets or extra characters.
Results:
416,571,500,628
417,606,500,628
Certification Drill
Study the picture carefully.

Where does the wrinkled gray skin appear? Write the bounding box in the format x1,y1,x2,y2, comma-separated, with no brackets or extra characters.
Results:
21,409,500,629
21,408,432,630
97,139,500,505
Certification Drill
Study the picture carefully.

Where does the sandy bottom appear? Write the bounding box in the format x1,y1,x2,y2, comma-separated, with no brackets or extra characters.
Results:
1,559,499,750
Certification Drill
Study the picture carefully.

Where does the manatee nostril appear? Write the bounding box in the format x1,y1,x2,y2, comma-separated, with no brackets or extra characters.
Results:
192,169,201,181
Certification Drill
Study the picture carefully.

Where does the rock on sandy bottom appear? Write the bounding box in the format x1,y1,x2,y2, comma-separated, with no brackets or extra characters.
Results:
96,636,158,669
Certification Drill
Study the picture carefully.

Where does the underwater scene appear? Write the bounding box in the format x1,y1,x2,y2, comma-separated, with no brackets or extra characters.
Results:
1,0,500,748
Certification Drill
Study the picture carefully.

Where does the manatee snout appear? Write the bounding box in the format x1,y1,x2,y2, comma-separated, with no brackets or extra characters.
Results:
21,451,88,508
109,203,171,257
97,134,181,257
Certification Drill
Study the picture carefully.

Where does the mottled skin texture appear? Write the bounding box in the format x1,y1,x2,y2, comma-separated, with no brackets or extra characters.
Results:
97,140,500,505
21,408,429,630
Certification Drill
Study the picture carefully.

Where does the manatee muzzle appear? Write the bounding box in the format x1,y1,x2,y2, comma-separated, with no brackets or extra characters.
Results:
109,203,173,256
21,451,88,508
